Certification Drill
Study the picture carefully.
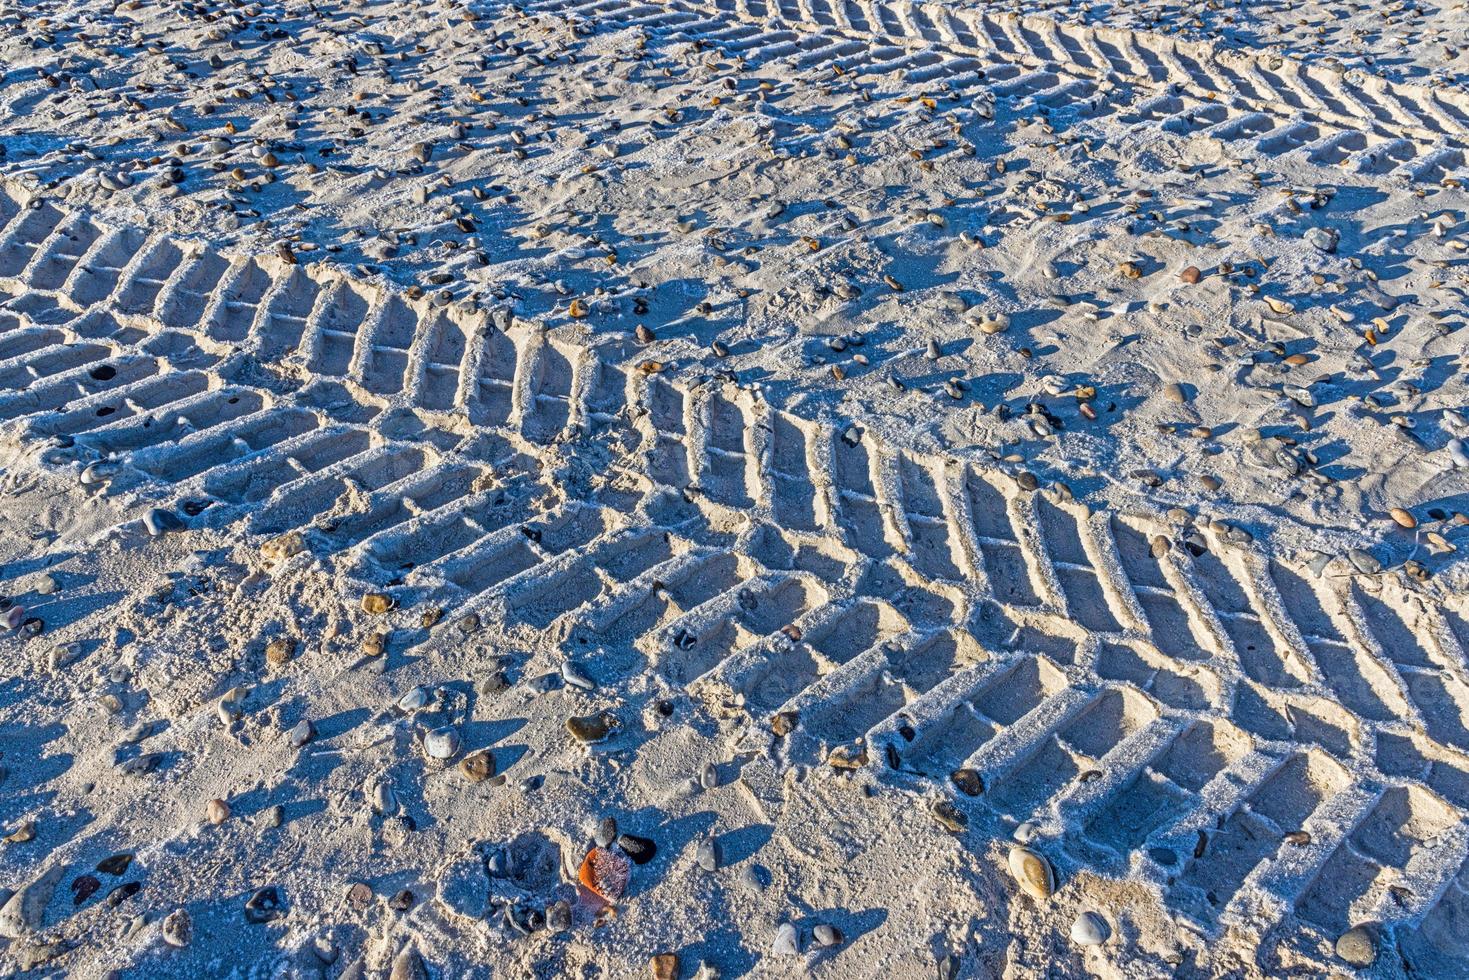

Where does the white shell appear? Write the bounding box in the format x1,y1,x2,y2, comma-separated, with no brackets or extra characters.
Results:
1448,438,1468,469
396,686,430,713
1070,911,1110,946
561,662,594,691
771,923,800,956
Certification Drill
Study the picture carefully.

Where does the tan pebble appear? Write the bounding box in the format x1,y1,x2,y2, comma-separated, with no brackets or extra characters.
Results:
265,637,295,667
460,750,496,783
1117,261,1142,279
1390,507,1416,529
1162,382,1186,404
1179,266,1201,284
1201,475,1222,491
649,954,679,980
362,593,393,615
261,532,305,562
206,798,231,825
362,632,387,657
827,742,868,769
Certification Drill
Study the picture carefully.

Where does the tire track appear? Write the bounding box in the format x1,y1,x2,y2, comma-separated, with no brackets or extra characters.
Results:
521,0,1469,183
2,182,1467,963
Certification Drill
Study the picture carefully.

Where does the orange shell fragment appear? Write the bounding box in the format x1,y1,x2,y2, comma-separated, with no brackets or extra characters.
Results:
578,846,631,904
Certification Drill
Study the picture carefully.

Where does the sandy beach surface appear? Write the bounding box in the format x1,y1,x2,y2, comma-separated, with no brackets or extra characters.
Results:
0,0,1467,976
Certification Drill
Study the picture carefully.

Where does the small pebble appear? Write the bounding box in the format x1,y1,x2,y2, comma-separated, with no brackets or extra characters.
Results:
1335,924,1377,967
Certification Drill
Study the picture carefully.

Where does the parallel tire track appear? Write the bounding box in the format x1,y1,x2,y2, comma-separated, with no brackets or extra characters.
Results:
520,0,1469,183
2,181,1468,965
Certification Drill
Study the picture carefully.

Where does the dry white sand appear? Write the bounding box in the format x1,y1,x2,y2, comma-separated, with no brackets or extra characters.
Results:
0,0,1467,977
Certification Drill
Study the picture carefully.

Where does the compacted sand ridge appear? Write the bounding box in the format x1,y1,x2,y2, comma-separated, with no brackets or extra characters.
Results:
0,0,1467,976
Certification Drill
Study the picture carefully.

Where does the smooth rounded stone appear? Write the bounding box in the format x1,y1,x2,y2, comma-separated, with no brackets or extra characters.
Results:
1347,549,1382,575
205,798,231,825
460,749,495,783
772,923,800,956
98,171,133,191
617,833,657,865
289,719,315,748
1070,911,1110,946
436,855,489,920
566,710,619,744
33,574,58,596
244,886,284,924
1335,924,1377,967
950,768,984,796
396,686,430,713
1007,846,1056,900
424,727,461,761
144,508,186,536
1389,507,1416,529
700,762,718,790
1161,382,1186,404
161,908,192,948
594,817,617,848
813,923,843,947
695,838,720,872
561,661,595,691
